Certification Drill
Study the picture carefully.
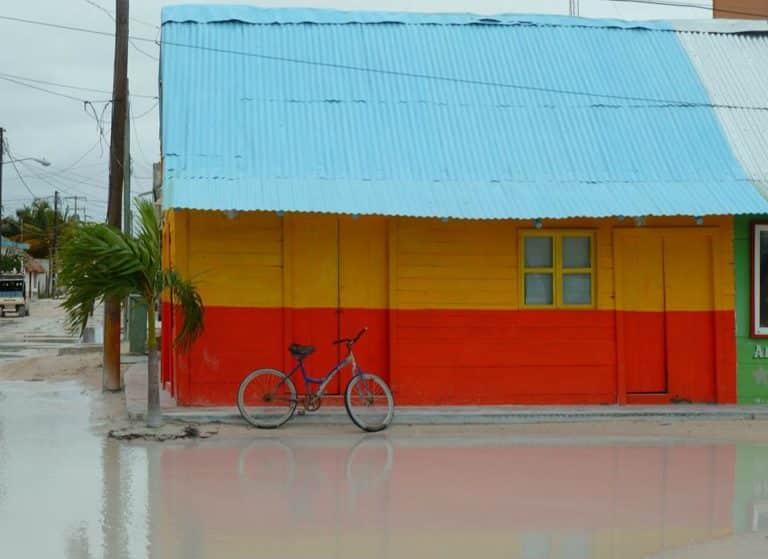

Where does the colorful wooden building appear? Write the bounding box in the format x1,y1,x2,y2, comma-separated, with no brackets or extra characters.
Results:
158,7,768,407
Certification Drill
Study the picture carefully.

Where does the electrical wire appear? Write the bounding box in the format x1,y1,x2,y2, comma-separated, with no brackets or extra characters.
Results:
2,140,38,198
0,75,104,103
45,139,103,177
0,72,157,99
131,108,155,169
2,12,768,110
83,0,159,61
132,101,159,120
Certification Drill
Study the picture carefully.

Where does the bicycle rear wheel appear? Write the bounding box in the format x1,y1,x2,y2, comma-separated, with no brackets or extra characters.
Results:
237,369,297,428
344,374,394,432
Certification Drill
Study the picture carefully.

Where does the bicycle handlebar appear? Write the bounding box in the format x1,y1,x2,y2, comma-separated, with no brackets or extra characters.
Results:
332,327,368,346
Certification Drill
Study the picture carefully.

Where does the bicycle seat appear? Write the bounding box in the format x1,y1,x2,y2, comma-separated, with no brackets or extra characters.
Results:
289,344,315,360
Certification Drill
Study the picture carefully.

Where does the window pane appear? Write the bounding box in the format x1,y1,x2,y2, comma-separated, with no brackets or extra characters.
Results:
563,273,591,305
761,231,768,328
563,236,591,268
525,273,553,305
524,237,552,268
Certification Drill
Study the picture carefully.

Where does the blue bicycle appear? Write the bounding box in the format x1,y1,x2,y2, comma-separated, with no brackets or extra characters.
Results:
236,328,395,432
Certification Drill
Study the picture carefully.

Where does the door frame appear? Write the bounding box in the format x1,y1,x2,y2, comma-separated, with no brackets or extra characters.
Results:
613,227,722,404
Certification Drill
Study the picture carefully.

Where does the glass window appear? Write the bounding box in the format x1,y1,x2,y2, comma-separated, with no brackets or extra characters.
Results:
525,273,553,305
563,273,591,305
753,224,768,336
524,237,553,267
562,237,591,268
521,231,594,308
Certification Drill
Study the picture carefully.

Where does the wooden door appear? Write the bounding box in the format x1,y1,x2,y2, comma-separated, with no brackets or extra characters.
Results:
285,214,340,394
615,232,668,395
615,229,717,403
663,233,716,403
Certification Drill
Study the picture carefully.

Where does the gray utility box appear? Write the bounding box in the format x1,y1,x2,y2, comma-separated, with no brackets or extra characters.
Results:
128,295,148,354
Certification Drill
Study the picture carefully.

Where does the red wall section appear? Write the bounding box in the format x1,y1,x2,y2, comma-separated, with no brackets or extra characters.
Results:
166,307,736,406
391,309,617,404
169,306,388,406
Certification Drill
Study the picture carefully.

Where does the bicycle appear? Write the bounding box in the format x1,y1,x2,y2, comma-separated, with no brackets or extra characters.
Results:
236,327,395,432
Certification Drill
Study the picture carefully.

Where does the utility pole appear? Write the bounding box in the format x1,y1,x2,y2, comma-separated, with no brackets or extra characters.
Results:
123,95,131,235
122,94,131,341
0,127,4,250
52,190,59,297
104,0,129,392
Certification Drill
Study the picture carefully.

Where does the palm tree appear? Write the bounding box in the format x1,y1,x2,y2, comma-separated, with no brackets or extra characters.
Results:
14,200,73,296
58,199,203,427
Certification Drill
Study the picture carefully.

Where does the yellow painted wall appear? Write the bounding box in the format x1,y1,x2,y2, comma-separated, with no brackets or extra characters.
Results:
165,211,733,313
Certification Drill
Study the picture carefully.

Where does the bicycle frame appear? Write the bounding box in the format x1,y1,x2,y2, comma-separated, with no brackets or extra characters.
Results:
283,348,360,398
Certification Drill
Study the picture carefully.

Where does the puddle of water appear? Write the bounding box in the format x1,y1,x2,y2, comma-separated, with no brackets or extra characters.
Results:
1,381,768,558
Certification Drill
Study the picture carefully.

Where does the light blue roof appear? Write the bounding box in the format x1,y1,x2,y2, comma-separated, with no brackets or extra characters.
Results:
0,237,30,250
159,6,768,218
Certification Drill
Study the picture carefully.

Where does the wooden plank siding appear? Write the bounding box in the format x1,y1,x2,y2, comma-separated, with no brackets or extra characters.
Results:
161,211,736,406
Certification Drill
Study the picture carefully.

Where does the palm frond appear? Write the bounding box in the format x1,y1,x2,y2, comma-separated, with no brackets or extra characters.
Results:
162,269,204,350
58,198,204,351
58,222,149,335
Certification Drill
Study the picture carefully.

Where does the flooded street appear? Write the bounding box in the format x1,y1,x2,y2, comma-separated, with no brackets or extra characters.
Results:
0,299,102,364
1,380,768,558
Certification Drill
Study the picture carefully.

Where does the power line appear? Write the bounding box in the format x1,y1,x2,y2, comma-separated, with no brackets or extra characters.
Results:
132,101,158,120
131,108,154,169
0,72,157,99
605,0,768,18
2,140,38,198
47,139,103,177
83,0,159,61
0,75,104,103
3,13,768,111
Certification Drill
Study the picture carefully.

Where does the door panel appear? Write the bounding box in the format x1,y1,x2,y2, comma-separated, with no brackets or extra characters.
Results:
664,234,716,403
615,230,718,403
287,215,340,394
616,233,667,394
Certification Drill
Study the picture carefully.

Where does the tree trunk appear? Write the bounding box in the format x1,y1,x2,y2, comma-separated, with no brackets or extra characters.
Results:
103,297,122,391
146,299,161,428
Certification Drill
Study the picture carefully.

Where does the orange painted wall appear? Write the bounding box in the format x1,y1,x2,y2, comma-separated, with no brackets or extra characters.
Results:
162,211,736,406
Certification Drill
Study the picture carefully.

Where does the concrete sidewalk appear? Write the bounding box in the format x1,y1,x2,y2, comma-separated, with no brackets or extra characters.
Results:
124,361,768,424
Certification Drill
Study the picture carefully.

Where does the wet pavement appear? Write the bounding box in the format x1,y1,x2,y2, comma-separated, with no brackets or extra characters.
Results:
2,380,768,558
0,299,100,364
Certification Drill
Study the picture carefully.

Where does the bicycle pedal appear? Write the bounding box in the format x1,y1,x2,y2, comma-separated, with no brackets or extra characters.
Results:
297,409,306,416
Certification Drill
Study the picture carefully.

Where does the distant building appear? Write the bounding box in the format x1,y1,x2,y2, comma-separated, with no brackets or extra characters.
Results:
714,0,768,19
158,7,768,406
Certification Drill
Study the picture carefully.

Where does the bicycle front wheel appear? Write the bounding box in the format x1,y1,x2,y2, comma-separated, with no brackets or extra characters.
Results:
237,369,297,429
344,374,395,432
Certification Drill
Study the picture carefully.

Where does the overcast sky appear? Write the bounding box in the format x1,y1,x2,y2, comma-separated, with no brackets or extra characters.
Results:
0,0,714,219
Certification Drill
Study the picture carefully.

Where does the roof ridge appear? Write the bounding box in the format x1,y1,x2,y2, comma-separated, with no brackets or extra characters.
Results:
162,6,768,36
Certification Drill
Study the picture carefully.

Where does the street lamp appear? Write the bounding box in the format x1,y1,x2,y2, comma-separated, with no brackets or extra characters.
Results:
1,157,51,167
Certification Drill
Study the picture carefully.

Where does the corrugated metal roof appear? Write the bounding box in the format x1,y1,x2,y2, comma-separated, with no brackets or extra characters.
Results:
678,31,768,199
159,7,768,218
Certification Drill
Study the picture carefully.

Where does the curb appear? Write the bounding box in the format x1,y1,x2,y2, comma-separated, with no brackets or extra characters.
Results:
57,344,102,356
125,407,768,425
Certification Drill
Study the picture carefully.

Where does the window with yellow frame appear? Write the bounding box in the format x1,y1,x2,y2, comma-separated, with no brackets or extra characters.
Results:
519,230,595,308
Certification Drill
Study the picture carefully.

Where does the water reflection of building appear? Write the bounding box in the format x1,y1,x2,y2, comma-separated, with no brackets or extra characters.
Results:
147,438,764,559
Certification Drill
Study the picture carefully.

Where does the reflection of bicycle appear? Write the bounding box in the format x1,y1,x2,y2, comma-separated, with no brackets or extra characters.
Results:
345,436,394,511
237,438,296,489
237,328,395,432
236,435,394,496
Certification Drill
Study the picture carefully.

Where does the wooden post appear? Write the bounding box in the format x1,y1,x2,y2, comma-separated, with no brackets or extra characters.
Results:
103,0,129,391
